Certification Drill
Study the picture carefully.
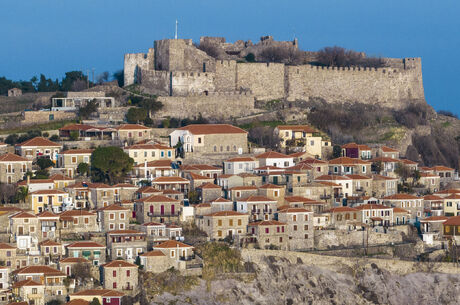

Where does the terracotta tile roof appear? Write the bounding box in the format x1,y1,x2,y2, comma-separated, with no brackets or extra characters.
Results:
71,289,125,297
125,143,171,150
354,204,392,210
419,172,439,178
259,183,283,189
328,207,358,212
284,196,315,203
142,222,164,227
197,183,221,189
155,240,193,249
278,207,311,213
66,241,105,248
286,163,313,171
37,211,59,218
345,174,372,180
420,216,449,223
49,174,74,181
178,124,247,135
400,159,418,165
162,189,183,195
225,157,256,162
371,156,401,163
212,197,232,203
0,153,29,162
431,166,455,171
140,250,166,257
254,165,284,171
30,189,67,195
39,239,61,246
60,257,89,263
300,158,328,165
423,195,443,200
196,203,211,208
189,172,213,180
113,183,137,188
59,123,95,131
443,216,460,226
255,151,290,159
380,146,399,153
317,181,341,187
134,160,172,168
87,182,114,189
204,211,247,217
229,185,258,191
0,242,15,250
238,195,276,202
137,195,179,203
180,164,221,171
248,220,286,226
392,207,410,213
328,157,370,165
276,125,317,133
107,229,144,235
153,176,190,183
10,211,37,219
341,142,371,150
316,175,350,181
18,179,54,185
444,194,460,200
136,186,162,194
117,123,150,130
13,265,66,276
383,194,419,200
97,204,129,211
435,189,460,195
16,137,60,147
218,174,234,179
59,210,96,217
12,279,43,288
372,174,398,180
65,299,90,305
60,149,93,155
101,260,137,268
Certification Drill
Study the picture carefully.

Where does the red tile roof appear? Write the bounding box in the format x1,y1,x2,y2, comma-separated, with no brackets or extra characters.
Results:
71,289,125,297
29,189,67,195
125,143,172,150
12,279,43,288
60,257,89,263
0,153,29,162
101,260,137,268
16,137,60,147
97,204,129,211
255,151,290,159
420,216,449,223
443,216,460,226
354,204,392,210
13,265,66,276
134,160,172,168
248,220,286,226
155,240,193,249
259,183,283,189
137,195,179,203
178,124,247,135
328,207,358,212
383,194,419,200
66,241,105,248
140,250,166,257
197,183,221,189
431,166,455,171
392,207,410,214
117,124,150,130
278,207,311,213
380,146,399,153
238,195,276,202
276,125,317,133
153,176,189,183
225,157,256,162
0,242,16,250
60,149,93,155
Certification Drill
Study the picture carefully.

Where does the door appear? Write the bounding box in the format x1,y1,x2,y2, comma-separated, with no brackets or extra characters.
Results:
18,226,23,235
171,204,175,215
273,176,278,185
160,205,165,215
66,266,70,276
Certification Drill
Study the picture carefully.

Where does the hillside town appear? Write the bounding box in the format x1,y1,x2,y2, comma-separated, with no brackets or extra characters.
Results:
0,115,458,305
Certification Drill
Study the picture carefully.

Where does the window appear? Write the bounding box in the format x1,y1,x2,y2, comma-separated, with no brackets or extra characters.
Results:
113,282,117,289
229,219,233,226
304,225,308,230
265,228,269,234
138,132,142,137
217,230,222,237
292,215,297,221
293,225,297,231
198,137,202,144
217,220,222,226
113,270,117,277
120,213,125,219
38,196,43,203
84,217,89,224
274,191,279,197
304,215,308,221
237,219,242,226
134,152,138,157
32,288,37,294
304,234,309,239
109,213,115,220
127,270,131,277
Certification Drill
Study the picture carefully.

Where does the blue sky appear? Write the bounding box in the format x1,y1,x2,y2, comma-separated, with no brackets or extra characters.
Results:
1,0,459,112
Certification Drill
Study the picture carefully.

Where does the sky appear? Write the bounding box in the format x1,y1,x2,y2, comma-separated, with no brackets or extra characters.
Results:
1,0,459,112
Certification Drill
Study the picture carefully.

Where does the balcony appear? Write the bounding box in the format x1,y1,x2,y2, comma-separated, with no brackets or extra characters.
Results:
320,195,331,200
147,212,178,217
263,209,273,214
251,209,261,214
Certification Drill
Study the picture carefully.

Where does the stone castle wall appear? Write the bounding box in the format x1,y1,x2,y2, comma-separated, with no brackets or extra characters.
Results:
124,49,154,86
171,71,215,96
235,62,285,100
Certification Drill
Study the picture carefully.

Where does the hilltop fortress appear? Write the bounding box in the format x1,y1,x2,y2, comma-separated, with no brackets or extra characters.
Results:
124,36,425,118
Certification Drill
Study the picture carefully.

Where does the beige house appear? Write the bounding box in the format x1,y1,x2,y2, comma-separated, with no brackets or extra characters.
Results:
101,260,139,293
0,153,32,184
277,207,314,250
66,241,106,266
197,183,222,203
139,240,196,273
328,157,371,176
9,212,39,250
57,149,93,177
12,279,45,305
377,146,400,159
247,220,288,250
355,204,393,226
258,183,285,205
13,265,69,297
418,172,440,193
198,211,248,240
59,210,99,233
88,183,119,209
106,230,147,263
382,194,423,222
236,195,278,221
15,137,62,162
372,175,398,197
170,124,248,155
116,124,151,143
345,174,373,196
135,195,182,224
443,194,460,217
97,204,130,232
223,157,259,175
431,166,456,186
124,143,174,166
328,207,360,227
275,125,330,158
58,257,90,277
228,185,258,201
132,160,177,179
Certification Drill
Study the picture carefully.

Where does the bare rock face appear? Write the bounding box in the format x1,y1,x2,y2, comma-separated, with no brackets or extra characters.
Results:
151,255,460,305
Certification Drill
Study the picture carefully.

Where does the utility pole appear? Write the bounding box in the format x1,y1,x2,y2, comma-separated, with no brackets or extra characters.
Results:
92,68,95,86
175,19,178,39
86,69,89,89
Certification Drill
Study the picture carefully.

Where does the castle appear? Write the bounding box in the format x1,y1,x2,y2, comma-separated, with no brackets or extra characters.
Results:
124,36,425,118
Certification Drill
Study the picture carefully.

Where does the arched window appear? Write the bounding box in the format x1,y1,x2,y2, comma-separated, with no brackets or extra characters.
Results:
213,146,217,152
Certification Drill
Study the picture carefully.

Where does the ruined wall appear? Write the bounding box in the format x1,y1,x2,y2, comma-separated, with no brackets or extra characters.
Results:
236,62,285,100
22,111,76,124
286,58,424,108
171,71,215,96
139,70,170,96
215,60,237,92
124,49,154,86
156,92,255,120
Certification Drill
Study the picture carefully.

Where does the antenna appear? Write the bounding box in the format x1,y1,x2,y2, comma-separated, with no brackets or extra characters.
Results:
175,19,178,39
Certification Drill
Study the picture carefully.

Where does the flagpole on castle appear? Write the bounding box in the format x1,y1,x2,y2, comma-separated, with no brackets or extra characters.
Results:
175,19,178,39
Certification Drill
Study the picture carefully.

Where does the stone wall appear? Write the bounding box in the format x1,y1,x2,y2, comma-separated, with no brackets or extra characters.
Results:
314,229,404,250
124,49,154,86
139,70,170,96
171,71,215,96
215,60,237,92
156,93,256,120
22,111,76,124
236,62,285,100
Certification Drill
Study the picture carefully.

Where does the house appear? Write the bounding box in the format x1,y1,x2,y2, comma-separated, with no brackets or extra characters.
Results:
132,160,177,179
255,151,294,168
277,207,314,250
418,173,440,193
354,204,393,226
284,196,327,214
341,143,372,160
8,87,22,97
328,157,371,176
59,210,99,233
236,196,278,221
420,216,448,240
370,157,400,177
289,151,314,164
97,204,130,232
275,125,329,158
0,243,17,269
116,124,151,143
198,211,248,240
66,241,106,266
258,183,285,205
442,216,460,242
57,149,93,177
64,182,91,209
101,260,138,294
124,143,174,166
12,265,68,297
12,279,45,305
196,183,222,203
49,174,75,189
345,174,373,197
15,137,62,162
0,153,32,184
228,186,258,201
246,220,288,250
69,289,125,305
58,257,90,277
299,158,329,179
0,267,8,292
37,211,60,241
140,222,168,244
223,157,259,175
423,195,444,217
38,240,63,264
113,183,138,201
431,166,456,186
327,207,360,227
139,250,171,273
58,123,116,140
151,176,190,194
9,212,39,250
188,172,214,190
180,164,222,179
170,124,248,155
18,178,55,192
29,190,69,213
372,175,398,197
88,183,119,209
377,146,400,159
139,240,197,273
106,230,147,263
51,91,115,112
135,195,182,224
315,175,352,199
382,194,423,222
216,174,243,190
443,194,460,216
210,197,234,213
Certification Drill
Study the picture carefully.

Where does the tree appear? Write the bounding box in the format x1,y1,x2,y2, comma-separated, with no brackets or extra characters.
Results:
61,71,88,91
33,169,50,179
96,71,110,84
91,147,134,184
139,98,163,118
0,183,16,204
49,135,60,142
332,145,342,158
77,162,89,176
69,130,79,141
78,99,98,120
37,158,54,170
4,134,18,145
15,186,28,203
395,163,412,183
46,299,62,305
73,262,92,284
113,70,124,87
188,190,199,204
126,107,147,124
245,53,255,62
372,161,383,174
316,46,385,68
89,298,101,305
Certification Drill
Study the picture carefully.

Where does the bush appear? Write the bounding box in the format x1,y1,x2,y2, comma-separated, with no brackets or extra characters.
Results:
245,53,255,62
438,110,458,118
258,46,304,65
69,130,79,141
195,242,244,280
49,135,59,141
126,107,147,124
316,46,385,68
78,99,98,119
37,158,54,170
